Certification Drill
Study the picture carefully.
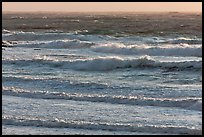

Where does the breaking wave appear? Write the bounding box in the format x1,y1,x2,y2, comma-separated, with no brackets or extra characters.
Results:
2,56,202,71
91,43,202,57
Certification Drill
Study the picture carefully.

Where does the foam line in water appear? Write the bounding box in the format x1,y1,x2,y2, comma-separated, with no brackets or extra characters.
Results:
2,115,201,135
166,37,202,44
15,39,95,49
2,87,202,111
2,76,109,90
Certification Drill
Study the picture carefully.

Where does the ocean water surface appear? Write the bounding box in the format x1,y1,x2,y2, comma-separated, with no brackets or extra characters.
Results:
2,12,202,135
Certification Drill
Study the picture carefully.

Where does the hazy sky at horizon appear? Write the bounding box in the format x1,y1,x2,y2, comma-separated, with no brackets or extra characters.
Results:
2,2,202,12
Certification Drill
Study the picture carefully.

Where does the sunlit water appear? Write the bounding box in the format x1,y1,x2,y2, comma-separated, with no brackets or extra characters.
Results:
2,25,202,135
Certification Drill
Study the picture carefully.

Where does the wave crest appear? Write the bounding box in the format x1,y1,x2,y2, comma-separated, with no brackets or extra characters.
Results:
2,115,201,135
2,56,202,71
16,39,94,49
2,87,202,111
91,43,202,57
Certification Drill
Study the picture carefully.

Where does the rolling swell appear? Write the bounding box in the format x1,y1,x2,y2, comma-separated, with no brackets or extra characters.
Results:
2,115,201,135
2,87,202,111
2,56,202,71
2,76,109,91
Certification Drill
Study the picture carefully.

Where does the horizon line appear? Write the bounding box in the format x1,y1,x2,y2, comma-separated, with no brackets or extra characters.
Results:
2,11,202,14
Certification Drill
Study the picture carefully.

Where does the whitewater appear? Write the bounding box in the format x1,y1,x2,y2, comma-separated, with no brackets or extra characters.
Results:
2,12,202,135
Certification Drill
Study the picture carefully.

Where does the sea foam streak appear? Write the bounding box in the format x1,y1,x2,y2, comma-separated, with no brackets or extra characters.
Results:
2,115,201,135
2,87,202,111
15,39,94,49
166,37,202,45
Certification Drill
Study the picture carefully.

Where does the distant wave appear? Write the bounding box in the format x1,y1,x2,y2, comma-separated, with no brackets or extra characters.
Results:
2,31,77,41
2,31,113,42
118,36,202,45
2,31,201,44
165,37,202,45
15,39,94,49
2,56,202,71
2,87,202,111
91,43,202,57
2,115,201,135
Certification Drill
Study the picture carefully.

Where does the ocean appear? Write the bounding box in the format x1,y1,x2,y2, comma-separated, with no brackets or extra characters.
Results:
2,12,202,135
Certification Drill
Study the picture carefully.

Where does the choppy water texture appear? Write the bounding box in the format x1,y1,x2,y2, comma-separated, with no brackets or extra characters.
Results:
2,12,202,135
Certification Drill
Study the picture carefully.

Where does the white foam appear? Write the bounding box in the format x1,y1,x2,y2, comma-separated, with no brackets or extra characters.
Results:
2,29,11,34
167,37,202,44
16,39,94,49
111,36,201,45
91,43,202,57
2,55,202,71
2,41,13,47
